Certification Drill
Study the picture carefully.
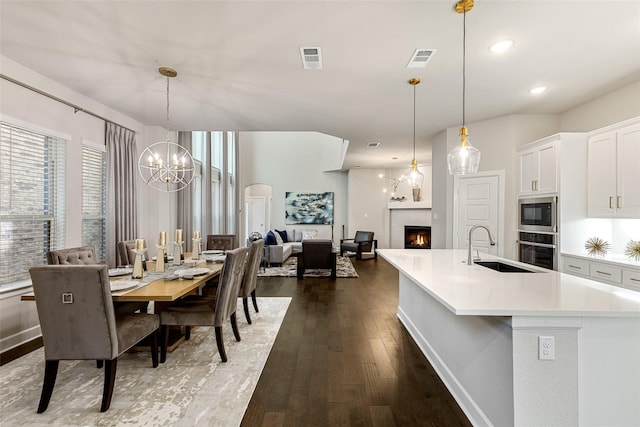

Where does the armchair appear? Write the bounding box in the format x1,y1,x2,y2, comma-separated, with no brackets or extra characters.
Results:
297,239,336,279
340,231,377,260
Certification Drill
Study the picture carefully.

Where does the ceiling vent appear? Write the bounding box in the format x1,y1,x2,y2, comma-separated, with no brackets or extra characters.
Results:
300,47,323,70
407,49,437,69
367,142,380,148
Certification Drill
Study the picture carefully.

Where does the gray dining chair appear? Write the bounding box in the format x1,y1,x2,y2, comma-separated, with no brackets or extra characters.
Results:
48,245,148,315
160,247,248,363
239,238,264,324
29,265,159,413
117,240,149,266
206,234,237,251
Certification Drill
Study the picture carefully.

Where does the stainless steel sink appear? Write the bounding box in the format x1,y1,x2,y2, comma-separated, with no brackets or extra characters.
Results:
474,261,535,273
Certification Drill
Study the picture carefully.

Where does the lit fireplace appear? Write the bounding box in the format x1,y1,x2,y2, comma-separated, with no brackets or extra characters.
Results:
404,226,431,249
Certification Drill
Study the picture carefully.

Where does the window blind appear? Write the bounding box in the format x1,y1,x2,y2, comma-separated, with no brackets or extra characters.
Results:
0,122,66,286
82,145,106,262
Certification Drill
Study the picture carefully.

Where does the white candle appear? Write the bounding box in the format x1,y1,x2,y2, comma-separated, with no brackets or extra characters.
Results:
193,230,200,239
175,229,183,243
158,231,167,246
135,238,145,251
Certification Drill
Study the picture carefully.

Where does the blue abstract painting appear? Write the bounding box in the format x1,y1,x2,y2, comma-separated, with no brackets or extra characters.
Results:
285,192,334,225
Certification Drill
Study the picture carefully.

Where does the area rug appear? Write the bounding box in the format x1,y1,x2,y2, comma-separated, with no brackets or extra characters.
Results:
0,297,291,427
258,255,358,278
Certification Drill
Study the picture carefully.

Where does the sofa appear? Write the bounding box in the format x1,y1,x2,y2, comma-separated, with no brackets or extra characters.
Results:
264,228,320,265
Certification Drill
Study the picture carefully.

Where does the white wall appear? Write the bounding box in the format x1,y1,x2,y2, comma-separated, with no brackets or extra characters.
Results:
0,56,147,353
238,132,348,244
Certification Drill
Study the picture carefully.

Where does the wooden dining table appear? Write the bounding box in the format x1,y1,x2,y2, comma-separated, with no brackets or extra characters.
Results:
21,259,225,352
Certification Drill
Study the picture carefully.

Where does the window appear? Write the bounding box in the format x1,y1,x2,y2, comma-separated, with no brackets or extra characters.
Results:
226,131,237,233
82,145,106,262
0,122,66,286
192,160,202,235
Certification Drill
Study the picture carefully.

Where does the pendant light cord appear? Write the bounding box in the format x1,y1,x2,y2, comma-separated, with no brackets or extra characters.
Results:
413,82,416,159
165,76,171,142
462,8,466,127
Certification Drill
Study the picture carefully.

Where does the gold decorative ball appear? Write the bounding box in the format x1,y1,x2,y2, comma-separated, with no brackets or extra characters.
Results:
625,240,640,261
585,237,611,257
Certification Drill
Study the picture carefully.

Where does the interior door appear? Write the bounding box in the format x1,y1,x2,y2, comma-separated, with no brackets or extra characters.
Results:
454,172,503,257
246,196,267,237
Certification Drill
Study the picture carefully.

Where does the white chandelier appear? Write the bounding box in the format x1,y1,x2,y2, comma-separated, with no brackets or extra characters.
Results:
138,67,195,192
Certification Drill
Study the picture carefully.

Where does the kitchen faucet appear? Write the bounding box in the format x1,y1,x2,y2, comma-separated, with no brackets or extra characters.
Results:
468,225,496,265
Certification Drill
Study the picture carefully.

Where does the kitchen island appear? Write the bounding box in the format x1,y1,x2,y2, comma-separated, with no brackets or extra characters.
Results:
378,249,640,427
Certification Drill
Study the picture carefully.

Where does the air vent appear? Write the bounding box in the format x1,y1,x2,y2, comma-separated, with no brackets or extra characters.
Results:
407,49,437,69
367,142,380,148
300,47,323,69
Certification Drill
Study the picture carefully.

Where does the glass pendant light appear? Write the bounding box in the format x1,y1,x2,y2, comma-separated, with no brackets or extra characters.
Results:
408,78,424,201
447,0,481,175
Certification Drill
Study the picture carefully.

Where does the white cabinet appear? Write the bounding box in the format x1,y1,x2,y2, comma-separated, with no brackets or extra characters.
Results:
518,140,558,196
562,254,640,292
587,119,640,218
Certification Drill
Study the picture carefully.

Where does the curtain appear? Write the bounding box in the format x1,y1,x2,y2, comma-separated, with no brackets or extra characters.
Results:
177,131,193,252
106,122,137,268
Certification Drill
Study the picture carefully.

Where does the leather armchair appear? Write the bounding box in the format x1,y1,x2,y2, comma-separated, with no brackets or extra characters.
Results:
297,239,336,279
340,231,377,260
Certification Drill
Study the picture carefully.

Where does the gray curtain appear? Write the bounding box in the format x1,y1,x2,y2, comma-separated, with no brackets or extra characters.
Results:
106,122,138,268
177,131,193,252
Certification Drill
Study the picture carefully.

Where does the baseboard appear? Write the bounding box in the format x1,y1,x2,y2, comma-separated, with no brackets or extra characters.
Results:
0,336,42,366
397,307,493,427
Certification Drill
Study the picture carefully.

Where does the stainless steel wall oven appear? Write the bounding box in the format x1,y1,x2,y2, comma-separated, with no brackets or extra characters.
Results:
518,231,557,270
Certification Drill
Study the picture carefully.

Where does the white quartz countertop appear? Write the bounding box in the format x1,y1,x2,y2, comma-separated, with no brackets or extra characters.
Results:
378,249,640,317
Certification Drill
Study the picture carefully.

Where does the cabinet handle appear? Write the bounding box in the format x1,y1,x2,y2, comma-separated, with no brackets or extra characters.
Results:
532,181,535,191
535,180,538,191
609,196,613,209
631,278,640,282
595,270,612,276
617,196,622,209
568,265,582,270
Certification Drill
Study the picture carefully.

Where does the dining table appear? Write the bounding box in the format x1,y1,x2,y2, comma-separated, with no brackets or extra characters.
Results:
21,256,226,352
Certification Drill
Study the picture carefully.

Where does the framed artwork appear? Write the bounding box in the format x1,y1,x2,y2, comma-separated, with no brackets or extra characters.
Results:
285,192,334,225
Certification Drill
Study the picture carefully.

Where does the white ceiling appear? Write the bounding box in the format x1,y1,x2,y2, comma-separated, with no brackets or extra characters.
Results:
1,1,639,169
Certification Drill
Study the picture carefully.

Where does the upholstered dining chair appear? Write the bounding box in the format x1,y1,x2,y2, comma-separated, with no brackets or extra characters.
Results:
239,238,264,324
48,245,148,314
340,231,377,260
29,265,159,413
297,239,337,279
160,246,248,363
117,240,149,266
206,234,237,251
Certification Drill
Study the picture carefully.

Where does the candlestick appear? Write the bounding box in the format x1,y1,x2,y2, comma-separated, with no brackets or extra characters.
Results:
158,231,167,247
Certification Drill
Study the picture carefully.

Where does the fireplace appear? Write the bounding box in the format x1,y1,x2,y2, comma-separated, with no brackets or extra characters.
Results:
404,226,431,249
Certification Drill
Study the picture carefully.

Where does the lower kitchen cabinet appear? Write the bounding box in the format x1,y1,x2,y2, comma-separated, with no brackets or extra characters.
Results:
562,254,640,292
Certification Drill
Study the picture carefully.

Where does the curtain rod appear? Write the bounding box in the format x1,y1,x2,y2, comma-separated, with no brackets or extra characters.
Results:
1,73,137,134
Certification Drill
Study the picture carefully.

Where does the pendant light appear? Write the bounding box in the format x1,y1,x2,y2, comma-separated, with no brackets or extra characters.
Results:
408,77,424,201
138,67,195,192
447,0,481,175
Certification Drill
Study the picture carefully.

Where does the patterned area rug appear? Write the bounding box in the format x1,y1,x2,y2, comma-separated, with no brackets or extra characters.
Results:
258,255,358,278
0,297,291,427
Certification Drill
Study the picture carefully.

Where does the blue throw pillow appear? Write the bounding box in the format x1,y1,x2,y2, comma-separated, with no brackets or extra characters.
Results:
275,229,288,243
265,231,277,246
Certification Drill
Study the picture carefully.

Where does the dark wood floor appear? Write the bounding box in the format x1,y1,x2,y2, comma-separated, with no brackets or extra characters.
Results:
242,257,472,427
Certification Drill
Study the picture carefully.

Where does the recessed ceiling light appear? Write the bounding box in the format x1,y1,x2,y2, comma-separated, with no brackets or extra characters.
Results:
489,39,514,53
529,86,548,95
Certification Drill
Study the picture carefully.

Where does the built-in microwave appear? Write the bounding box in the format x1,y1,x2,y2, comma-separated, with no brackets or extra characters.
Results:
518,197,557,233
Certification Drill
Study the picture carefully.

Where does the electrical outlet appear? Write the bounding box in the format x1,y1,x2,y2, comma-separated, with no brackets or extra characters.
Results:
538,336,555,360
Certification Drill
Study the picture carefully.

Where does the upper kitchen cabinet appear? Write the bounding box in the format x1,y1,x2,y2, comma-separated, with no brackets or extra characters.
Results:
517,138,558,197
587,118,640,218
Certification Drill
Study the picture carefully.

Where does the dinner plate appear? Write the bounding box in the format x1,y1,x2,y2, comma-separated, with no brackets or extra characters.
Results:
202,250,224,255
110,280,139,292
108,267,133,277
175,267,210,277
